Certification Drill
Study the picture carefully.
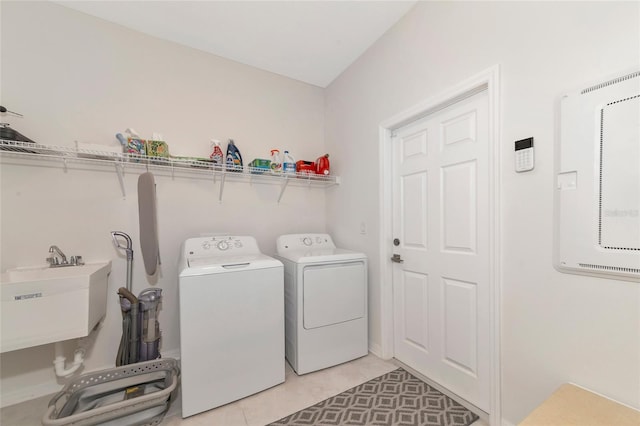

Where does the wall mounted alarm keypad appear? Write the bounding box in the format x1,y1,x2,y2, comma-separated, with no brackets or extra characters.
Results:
515,137,534,172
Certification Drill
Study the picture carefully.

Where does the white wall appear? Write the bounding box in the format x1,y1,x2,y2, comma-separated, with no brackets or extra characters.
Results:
0,1,327,405
324,1,639,424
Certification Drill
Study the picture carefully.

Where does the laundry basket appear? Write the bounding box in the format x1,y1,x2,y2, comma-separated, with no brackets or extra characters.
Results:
42,358,179,426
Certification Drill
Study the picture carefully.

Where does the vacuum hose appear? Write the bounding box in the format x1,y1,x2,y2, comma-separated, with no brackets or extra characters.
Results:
116,287,139,366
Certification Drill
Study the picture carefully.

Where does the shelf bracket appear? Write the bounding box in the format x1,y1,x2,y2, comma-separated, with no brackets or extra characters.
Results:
218,173,226,203
115,162,126,197
278,177,290,203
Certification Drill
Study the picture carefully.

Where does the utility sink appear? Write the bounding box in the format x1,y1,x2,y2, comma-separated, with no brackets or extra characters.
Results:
8,264,95,281
1,262,111,353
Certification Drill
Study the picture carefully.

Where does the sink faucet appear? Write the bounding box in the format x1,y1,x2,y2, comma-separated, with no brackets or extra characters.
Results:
48,245,68,266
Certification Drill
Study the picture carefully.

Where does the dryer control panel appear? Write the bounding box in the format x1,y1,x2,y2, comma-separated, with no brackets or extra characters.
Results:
183,236,260,258
276,233,336,252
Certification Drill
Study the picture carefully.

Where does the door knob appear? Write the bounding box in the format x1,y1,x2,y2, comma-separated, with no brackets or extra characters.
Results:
390,254,404,263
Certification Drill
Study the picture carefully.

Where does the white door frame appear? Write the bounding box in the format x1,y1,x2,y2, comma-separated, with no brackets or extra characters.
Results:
378,65,502,425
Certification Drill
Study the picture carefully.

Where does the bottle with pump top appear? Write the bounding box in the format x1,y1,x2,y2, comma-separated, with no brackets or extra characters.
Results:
226,139,243,172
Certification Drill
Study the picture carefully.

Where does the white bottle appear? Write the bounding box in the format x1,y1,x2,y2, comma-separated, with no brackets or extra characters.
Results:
283,150,296,175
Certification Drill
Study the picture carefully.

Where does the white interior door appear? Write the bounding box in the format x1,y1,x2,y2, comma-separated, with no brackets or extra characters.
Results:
392,90,490,411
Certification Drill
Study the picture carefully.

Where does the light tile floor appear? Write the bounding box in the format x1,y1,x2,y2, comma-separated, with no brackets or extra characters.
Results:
1,354,488,426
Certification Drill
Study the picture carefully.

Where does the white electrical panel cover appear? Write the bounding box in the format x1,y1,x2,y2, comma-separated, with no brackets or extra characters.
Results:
555,70,640,282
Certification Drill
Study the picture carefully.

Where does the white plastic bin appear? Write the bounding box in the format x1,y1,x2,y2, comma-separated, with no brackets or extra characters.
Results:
42,358,179,426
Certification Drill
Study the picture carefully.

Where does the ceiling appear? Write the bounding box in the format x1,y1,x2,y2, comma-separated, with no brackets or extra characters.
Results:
55,1,417,88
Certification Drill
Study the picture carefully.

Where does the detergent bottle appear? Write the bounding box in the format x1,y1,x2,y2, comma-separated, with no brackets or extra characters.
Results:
270,149,282,173
283,150,296,175
226,139,243,172
316,154,330,175
210,139,224,166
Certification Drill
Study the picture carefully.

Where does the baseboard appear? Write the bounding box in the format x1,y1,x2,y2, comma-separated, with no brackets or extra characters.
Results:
161,348,181,361
1,381,62,408
368,342,383,358
1,348,182,408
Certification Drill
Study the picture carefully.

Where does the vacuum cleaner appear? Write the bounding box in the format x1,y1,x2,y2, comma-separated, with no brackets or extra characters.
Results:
111,231,162,366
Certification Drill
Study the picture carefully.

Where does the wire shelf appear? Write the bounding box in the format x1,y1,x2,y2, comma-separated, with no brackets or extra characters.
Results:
0,139,340,201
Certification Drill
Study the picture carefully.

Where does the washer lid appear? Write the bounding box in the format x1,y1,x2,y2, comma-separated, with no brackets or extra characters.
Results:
181,254,282,276
277,248,366,264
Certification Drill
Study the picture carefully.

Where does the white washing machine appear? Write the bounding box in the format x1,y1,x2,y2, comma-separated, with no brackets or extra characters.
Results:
178,236,284,418
275,233,367,375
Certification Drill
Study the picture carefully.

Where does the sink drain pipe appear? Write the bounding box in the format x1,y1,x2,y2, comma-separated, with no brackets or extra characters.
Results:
52,329,98,377
53,341,85,378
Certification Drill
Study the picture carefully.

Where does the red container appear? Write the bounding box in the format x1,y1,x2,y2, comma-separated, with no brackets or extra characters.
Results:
296,160,316,175
316,154,330,175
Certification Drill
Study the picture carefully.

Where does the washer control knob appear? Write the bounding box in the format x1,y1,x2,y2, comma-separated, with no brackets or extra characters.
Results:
202,242,210,250
303,237,312,246
217,240,229,251
316,237,322,244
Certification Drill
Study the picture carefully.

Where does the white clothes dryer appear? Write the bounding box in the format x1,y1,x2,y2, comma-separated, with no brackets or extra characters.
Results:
275,234,367,375
178,236,284,418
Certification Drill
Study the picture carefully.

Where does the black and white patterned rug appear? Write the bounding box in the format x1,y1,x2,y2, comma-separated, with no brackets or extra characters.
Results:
269,368,479,426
